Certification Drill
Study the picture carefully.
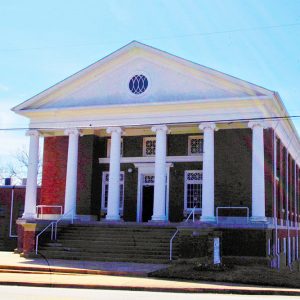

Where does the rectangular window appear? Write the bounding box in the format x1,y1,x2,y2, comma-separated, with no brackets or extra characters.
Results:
143,137,156,156
107,139,123,158
184,170,202,212
188,136,203,156
101,171,124,212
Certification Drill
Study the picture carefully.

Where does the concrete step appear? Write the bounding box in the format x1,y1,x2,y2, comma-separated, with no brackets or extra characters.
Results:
57,235,174,242
39,246,178,256
39,224,178,263
39,250,173,263
44,241,179,249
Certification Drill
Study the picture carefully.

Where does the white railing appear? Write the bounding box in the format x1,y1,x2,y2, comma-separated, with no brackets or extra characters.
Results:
35,209,74,255
216,206,249,224
169,206,197,261
36,205,63,219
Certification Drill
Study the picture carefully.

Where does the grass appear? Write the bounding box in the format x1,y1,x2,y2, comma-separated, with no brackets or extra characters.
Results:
149,259,300,289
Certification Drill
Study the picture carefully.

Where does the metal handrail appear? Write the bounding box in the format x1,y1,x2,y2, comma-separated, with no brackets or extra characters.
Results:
36,205,63,219
35,209,74,255
216,206,249,224
54,209,74,240
35,221,55,254
169,206,197,261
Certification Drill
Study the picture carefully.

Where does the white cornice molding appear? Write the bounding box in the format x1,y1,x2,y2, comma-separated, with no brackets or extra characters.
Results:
99,155,203,164
13,95,271,116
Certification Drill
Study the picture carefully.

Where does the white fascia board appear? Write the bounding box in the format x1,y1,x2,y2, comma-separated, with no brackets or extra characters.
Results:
28,111,263,131
25,98,268,130
15,95,271,116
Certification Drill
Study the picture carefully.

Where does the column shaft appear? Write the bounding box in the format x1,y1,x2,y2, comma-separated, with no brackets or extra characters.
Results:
64,129,80,217
151,125,168,221
249,122,266,221
199,123,216,222
106,127,122,221
23,130,40,219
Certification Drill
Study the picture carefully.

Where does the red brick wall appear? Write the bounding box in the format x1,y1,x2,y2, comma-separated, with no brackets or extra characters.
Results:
40,136,68,214
0,187,41,250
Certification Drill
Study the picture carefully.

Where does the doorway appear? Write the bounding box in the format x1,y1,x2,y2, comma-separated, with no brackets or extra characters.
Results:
142,185,154,222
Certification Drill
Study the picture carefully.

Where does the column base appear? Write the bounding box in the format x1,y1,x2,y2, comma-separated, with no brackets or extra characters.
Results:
151,215,167,222
22,213,37,220
250,216,267,223
105,215,121,222
200,216,216,223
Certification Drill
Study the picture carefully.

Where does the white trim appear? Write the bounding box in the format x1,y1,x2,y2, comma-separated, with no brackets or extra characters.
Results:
99,155,202,164
101,171,125,213
14,96,271,114
184,170,203,214
188,135,203,156
134,163,172,222
125,71,151,98
143,136,156,157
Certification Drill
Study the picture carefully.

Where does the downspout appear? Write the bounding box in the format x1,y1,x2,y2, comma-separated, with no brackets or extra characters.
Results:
9,186,18,238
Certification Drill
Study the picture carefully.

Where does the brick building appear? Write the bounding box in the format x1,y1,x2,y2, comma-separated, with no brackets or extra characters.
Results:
12,41,300,268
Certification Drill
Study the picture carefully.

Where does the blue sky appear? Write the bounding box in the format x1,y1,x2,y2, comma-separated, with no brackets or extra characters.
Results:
0,0,300,169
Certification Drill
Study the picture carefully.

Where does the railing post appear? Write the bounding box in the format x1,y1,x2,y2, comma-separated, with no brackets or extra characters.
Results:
35,235,38,255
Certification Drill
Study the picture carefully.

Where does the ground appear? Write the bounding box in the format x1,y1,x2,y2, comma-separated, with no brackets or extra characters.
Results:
1,286,298,300
149,260,300,289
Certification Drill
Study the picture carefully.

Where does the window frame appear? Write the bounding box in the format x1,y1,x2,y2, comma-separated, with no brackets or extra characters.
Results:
184,170,203,213
188,135,204,156
101,171,125,213
143,136,156,157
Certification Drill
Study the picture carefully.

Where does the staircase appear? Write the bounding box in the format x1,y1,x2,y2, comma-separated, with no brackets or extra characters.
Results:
38,224,179,263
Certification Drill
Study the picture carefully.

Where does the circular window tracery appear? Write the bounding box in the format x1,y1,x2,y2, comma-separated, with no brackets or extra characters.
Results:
129,74,148,95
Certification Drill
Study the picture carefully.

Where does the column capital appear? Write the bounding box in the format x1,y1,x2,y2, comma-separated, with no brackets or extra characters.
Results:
248,120,266,129
151,125,169,133
64,128,81,136
106,127,123,135
198,122,217,131
26,130,40,137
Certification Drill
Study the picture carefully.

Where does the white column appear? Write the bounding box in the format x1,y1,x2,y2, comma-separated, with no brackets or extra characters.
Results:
199,122,216,222
248,121,267,222
23,130,40,219
106,127,123,221
64,129,80,218
151,125,168,222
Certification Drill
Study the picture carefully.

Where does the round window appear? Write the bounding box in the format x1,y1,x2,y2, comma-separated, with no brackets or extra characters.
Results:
129,74,148,95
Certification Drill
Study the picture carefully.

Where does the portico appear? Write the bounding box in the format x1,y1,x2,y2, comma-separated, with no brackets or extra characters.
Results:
22,120,269,224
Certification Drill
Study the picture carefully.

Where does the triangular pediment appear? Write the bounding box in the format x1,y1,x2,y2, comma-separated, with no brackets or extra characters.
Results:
13,41,273,112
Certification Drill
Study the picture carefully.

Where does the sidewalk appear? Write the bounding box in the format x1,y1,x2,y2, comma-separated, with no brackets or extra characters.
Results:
0,252,299,296
0,251,165,276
